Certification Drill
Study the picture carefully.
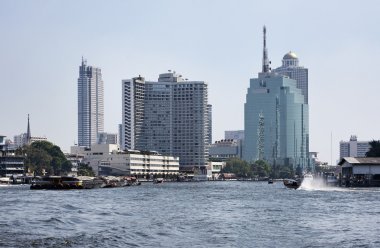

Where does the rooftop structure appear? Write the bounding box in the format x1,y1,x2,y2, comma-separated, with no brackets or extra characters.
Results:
273,51,309,104
209,139,242,161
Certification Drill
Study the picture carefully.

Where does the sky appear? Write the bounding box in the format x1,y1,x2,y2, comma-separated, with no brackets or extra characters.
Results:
1,0,380,164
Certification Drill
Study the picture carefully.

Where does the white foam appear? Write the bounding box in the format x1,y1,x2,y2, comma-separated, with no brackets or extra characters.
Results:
299,177,344,191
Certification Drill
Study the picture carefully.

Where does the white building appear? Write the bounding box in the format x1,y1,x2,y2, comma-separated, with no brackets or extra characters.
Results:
122,71,209,171
78,58,104,147
70,144,179,177
65,153,84,177
339,135,370,160
13,133,47,148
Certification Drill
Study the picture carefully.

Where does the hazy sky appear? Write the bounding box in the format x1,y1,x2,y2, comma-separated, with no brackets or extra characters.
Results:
1,0,379,163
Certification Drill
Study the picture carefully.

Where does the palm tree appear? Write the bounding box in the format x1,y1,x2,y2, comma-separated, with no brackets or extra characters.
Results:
366,140,380,157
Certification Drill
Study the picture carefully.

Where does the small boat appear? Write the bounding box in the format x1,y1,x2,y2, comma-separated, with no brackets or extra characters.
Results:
153,178,164,184
283,179,301,189
268,179,273,184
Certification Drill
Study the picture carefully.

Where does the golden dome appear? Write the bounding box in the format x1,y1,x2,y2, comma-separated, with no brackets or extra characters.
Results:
283,51,298,60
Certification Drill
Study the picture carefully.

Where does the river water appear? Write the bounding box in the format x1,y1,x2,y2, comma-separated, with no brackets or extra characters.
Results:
0,181,379,248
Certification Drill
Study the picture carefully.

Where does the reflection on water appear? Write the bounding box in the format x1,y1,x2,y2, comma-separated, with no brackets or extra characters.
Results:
0,182,379,248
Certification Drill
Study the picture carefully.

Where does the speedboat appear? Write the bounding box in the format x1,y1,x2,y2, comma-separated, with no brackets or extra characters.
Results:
283,179,301,189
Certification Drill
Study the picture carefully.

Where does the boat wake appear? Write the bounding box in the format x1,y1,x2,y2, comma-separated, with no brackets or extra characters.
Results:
299,177,345,191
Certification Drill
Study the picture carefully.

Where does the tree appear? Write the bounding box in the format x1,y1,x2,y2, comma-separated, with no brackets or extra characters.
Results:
278,164,294,179
77,163,95,177
366,140,380,157
251,160,271,178
24,141,72,176
24,145,53,175
222,158,250,177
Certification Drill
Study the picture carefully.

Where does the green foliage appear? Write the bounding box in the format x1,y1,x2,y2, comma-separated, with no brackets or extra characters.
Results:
222,158,250,177
221,158,271,178
278,164,294,179
366,140,380,157
77,163,95,177
251,160,271,178
221,158,297,179
23,141,72,176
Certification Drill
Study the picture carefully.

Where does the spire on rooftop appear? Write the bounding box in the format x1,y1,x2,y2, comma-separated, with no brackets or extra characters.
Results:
26,114,31,145
262,26,271,73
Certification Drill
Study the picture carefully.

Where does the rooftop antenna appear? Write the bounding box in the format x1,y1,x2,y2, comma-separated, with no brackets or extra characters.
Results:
262,26,270,73
26,114,31,145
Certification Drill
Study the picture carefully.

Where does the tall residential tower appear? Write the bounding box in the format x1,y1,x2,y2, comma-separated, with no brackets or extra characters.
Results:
122,71,210,170
77,58,104,147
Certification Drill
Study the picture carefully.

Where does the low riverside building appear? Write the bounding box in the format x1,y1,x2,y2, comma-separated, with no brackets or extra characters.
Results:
0,135,24,182
209,161,225,180
338,157,380,187
70,144,179,177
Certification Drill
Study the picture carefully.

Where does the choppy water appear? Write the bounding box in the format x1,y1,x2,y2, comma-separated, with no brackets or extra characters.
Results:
0,181,379,248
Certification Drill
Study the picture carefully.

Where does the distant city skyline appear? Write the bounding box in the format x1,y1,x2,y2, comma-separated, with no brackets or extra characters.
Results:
1,0,380,164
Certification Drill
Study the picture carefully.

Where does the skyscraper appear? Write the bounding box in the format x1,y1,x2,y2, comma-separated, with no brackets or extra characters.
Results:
207,104,212,145
122,71,209,170
273,51,309,104
122,76,145,150
243,26,309,171
78,58,104,147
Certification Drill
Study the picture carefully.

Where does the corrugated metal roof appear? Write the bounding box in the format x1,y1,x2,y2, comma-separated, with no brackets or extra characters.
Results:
339,157,380,165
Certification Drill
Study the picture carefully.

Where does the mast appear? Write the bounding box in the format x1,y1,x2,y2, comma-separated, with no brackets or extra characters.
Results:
262,26,270,73
26,114,31,145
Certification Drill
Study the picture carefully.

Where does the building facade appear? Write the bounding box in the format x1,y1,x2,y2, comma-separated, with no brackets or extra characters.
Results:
13,133,47,148
71,144,179,177
273,52,309,104
339,157,380,187
78,58,104,147
122,71,209,170
122,76,145,150
0,135,24,179
97,132,118,145
225,130,245,141
209,139,242,161
339,135,370,160
207,104,212,145
243,26,309,171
